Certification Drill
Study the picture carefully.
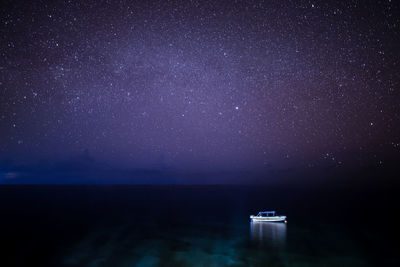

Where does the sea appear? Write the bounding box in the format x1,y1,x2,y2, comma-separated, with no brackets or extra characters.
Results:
0,183,398,266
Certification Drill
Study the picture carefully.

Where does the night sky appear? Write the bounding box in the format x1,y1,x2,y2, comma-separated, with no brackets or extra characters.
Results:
1,0,399,182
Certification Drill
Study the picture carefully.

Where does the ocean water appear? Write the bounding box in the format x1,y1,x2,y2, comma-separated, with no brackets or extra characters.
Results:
0,184,397,266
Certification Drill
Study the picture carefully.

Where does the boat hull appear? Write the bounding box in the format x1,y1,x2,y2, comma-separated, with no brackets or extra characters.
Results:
250,215,286,222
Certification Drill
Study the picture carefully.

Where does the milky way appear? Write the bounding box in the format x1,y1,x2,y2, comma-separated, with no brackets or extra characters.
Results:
1,0,399,172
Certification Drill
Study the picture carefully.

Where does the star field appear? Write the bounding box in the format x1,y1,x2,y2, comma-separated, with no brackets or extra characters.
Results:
1,0,399,173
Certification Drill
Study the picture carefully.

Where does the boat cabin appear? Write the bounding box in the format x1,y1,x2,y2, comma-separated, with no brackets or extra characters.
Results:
256,211,276,217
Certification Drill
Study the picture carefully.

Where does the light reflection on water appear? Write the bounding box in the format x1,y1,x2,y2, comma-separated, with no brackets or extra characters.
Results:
250,221,287,247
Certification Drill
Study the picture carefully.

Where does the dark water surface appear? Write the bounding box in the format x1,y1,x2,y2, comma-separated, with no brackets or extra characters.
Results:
0,184,398,266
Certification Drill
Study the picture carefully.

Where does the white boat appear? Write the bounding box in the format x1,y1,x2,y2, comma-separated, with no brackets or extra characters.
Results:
250,211,287,223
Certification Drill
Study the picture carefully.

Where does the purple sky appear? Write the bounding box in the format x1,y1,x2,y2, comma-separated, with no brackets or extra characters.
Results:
1,0,399,176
